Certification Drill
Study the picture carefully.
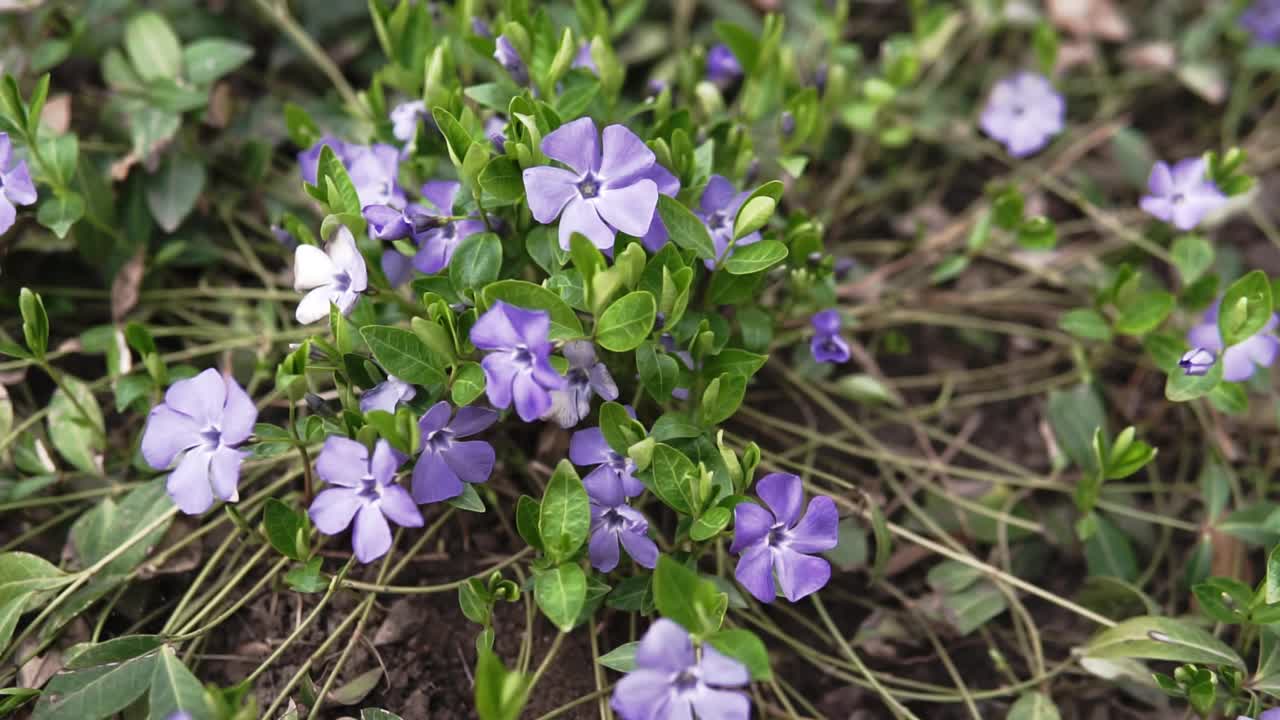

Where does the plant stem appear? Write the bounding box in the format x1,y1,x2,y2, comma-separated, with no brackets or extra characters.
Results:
250,0,367,121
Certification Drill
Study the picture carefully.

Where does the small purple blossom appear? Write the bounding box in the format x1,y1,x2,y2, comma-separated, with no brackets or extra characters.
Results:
706,44,743,86
390,100,428,143
731,472,839,603
1187,300,1279,382
639,164,681,253
570,425,644,502
494,35,530,86
645,78,668,97
810,309,851,364
411,401,498,503
1179,347,1216,377
486,116,508,153
611,619,751,720
366,181,484,282
697,174,760,267
1139,158,1228,231
293,226,368,324
471,17,492,38
471,301,566,421
588,498,658,572
141,369,258,514
1241,0,1280,45
1239,710,1280,720
0,133,36,235
359,375,417,414
522,117,661,251
572,42,598,74
544,341,619,427
979,71,1065,158
299,137,404,209
271,224,298,251
309,437,423,563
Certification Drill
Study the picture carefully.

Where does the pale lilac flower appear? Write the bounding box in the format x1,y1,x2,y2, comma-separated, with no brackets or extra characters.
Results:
731,472,839,603
1238,710,1280,720
165,714,193,720
611,619,751,720
707,44,743,86
471,301,566,421
293,226,368,324
472,17,492,38
494,35,529,86
588,496,658,572
390,100,428,143
1139,158,1227,231
359,375,416,414
572,42,597,74
697,174,760,267
0,133,36,235
346,144,405,208
141,369,257,514
1179,347,1216,377
544,341,618,427
810,309,851,364
522,117,660,251
309,437,422,563
570,426,644,502
1187,300,1278,382
486,116,508,153
979,71,1065,158
411,401,498,503
1241,0,1280,45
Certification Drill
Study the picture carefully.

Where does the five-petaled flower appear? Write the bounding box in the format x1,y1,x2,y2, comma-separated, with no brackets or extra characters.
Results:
810,309,851,364
545,341,619,428
0,133,36,236
979,71,1065,158
142,369,258,515
611,618,751,720
470,301,566,421
299,137,404,209
359,374,417,414
411,401,498,503
293,226,369,324
697,174,761,267
1187,300,1278,382
1139,157,1227,231
390,100,428,143
522,116,661,251
494,35,530,86
572,42,598,74
570,425,645,502
706,43,743,87
369,181,485,285
309,437,423,564
586,472,658,572
731,472,839,603
1241,0,1280,45
1178,347,1216,377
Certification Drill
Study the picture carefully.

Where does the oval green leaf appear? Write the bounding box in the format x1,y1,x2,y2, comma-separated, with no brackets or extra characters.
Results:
596,291,656,352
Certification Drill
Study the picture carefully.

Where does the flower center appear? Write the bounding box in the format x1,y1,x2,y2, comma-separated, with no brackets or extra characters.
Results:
426,427,455,452
200,426,222,448
567,367,589,388
601,507,627,530
440,222,456,239
577,175,601,200
767,522,790,547
1011,104,1025,117
672,669,699,693
357,474,382,502
333,270,351,292
607,451,630,473
821,337,843,354
1171,192,1185,205
512,345,534,367
707,211,728,230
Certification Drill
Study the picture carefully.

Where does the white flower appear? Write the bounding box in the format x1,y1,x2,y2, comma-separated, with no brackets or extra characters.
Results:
293,226,368,324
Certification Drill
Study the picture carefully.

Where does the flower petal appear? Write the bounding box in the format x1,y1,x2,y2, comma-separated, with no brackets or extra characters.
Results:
734,542,776,603
558,196,615,251
352,503,392,563
316,436,368,487
442,440,496,484
412,450,465,503
167,447,214,515
219,376,257,445
595,179,658,238
1245,333,1279,367
420,180,461,215
588,526,621,572
699,645,750,687
296,285,337,325
471,301,524,350
583,465,627,507
787,496,839,553
379,484,424,528
1146,161,1174,196
611,670,679,720
370,439,407,485
541,116,600,175
3,161,36,206
570,427,613,465
309,487,361,534
208,446,244,502
512,370,553,421
329,227,368,292
599,124,656,183
690,687,751,720
635,618,695,672
141,405,201,469
700,175,737,215
419,400,453,435
619,527,659,569
481,353,518,409
729,501,774,553
0,195,14,236
523,166,581,223
293,244,337,291
450,406,499,437
774,547,831,602
164,369,227,428
1221,344,1258,382
755,472,804,527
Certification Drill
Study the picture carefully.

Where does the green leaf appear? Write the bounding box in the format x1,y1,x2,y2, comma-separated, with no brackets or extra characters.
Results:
942,580,1008,634
284,557,328,593
474,647,529,720
1046,384,1106,473
124,12,183,81
1191,577,1251,624
1007,691,1062,720
19,287,48,358
539,460,590,563
1084,514,1138,581
447,484,486,513
37,191,85,238
432,106,472,167
702,349,767,379
657,195,715,261
642,443,697,515
38,133,78,188
700,373,747,426
1165,354,1222,402
449,232,502,295
65,636,165,670
636,342,680,402
723,240,787,275
597,641,639,672
1081,615,1245,669
328,667,382,706
1267,543,1280,605
652,556,726,637
1015,216,1057,250
47,375,104,475
30,650,157,720
151,645,213,720
732,196,775,240
599,402,644,456
1171,235,1214,284
0,551,68,609
479,157,524,203
1113,290,1174,336
596,291,656,352
526,226,568,275
482,280,585,340
689,506,731,541
263,498,307,561
360,326,446,386
451,362,486,406
515,495,544,552
0,592,29,656
182,38,253,85
706,628,772,680
69,480,172,576
533,563,587,632
1058,309,1113,342
1219,270,1273,348
713,21,759,74
146,151,206,233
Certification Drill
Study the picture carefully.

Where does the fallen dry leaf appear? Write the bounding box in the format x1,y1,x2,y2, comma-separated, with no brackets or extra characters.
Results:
39,93,71,134
1047,0,1131,41
111,246,146,322
1122,42,1177,71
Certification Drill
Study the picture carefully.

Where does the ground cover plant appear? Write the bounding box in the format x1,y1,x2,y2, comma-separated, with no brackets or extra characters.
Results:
1,0,1280,718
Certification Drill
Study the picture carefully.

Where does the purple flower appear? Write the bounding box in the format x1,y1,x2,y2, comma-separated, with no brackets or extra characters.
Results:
165,714,193,720
645,78,668,97
706,44,743,86
697,175,760,267
359,375,416,414
293,226,368,324
347,144,405,208
639,164,681,253
1179,347,1216,376
1240,711,1280,720
367,181,483,282
141,369,257,514
471,17,492,38
1187,300,1278,382
0,134,36,235
979,71,1065,158
731,472,838,603
1139,158,1227,231
298,135,351,185
494,35,530,86
611,619,751,720
522,117,660,251
486,116,508,153
570,426,644,502
390,100,428,143
544,341,618,427
1241,0,1280,45
572,42,598,74
271,224,299,251
810,309,851,364
588,498,658,572
471,301,566,421
309,437,422,563
411,401,498,503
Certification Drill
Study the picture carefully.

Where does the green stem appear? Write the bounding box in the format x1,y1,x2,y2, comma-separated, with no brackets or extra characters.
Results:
250,0,367,120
